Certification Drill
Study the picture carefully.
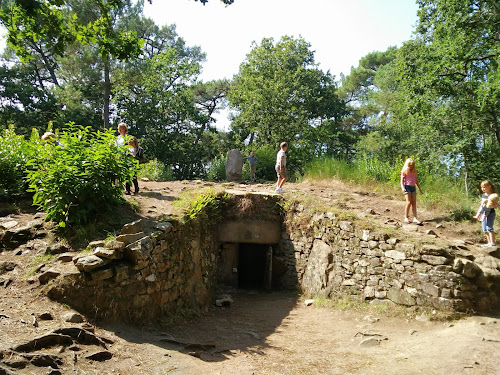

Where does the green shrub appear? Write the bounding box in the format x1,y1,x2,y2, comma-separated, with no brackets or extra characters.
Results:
245,144,277,181
207,155,226,182
139,158,172,181
0,126,41,199
26,123,137,226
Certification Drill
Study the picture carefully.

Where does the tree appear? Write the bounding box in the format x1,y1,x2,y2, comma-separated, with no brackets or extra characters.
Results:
337,48,398,159
112,23,222,179
363,0,500,190
228,36,344,165
0,0,143,128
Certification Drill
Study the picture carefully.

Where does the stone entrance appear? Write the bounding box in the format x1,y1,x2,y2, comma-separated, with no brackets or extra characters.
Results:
218,243,274,290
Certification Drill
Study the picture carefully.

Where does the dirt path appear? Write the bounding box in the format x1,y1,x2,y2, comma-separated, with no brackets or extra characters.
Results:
1,179,499,374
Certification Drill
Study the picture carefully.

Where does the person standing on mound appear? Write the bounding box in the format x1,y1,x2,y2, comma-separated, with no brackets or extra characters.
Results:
243,151,259,182
275,142,288,194
474,180,499,248
400,158,423,224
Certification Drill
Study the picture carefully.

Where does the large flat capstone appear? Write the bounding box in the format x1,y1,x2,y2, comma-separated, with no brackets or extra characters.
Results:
218,220,281,244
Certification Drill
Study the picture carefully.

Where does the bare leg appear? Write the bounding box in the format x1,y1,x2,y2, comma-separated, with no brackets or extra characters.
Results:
278,176,288,189
410,192,418,219
276,177,283,189
404,193,411,219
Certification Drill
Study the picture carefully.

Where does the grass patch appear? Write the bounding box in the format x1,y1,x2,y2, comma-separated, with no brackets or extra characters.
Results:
302,157,476,222
174,187,229,222
25,254,54,278
310,294,458,321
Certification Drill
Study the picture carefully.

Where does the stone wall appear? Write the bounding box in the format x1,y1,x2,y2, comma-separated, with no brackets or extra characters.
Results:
48,218,219,322
47,193,500,321
275,204,500,312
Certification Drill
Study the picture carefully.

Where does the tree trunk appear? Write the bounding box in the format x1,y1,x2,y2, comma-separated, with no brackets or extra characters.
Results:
103,57,111,129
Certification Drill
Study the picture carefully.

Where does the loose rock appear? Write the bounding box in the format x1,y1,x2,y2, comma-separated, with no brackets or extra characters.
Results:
120,219,143,235
38,312,54,320
46,243,69,255
62,312,84,323
74,255,110,272
38,269,61,285
84,350,113,361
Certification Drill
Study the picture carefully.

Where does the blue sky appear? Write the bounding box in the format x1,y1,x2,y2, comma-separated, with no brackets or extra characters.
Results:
143,0,419,81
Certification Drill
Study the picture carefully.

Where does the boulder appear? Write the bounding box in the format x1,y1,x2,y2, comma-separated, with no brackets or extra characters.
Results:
116,232,146,246
93,247,123,260
0,220,18,230
38,269,61,284
1,221,40,249
74,255,110,272
0,261,17,274
62,312,84,323
46,243,70,255
88,240,106,249
155,222,173,233
387,288,416,306
225,149,243,182
302,240,333,296
120,219,143,235
105,240,126,251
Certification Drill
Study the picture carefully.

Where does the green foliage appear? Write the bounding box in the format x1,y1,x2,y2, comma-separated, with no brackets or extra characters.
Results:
206,155,226,182
0,126,41,199
26,123,136,226
0,0,142,62
228,35,344,156
139,158,172,181
183,188,229,222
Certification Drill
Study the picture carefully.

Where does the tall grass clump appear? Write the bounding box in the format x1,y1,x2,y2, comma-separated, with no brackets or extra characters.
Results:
302,155,475,220
303,156,398,185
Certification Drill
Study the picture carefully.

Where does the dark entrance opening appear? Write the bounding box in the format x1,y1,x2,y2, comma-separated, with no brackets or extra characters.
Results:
238,243,270,289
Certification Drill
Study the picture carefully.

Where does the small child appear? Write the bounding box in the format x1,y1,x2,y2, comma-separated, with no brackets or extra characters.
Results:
275,142,288,194
400,158,423,224
243,151,258,181
474,180,499,247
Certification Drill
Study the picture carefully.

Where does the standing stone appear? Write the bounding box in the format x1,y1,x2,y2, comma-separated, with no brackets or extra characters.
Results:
225,149,244,182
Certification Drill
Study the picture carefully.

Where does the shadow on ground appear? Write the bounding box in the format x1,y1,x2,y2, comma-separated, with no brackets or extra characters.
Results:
102,290,298,363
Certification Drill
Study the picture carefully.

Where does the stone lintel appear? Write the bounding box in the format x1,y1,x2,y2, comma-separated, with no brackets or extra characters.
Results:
218,220,281,244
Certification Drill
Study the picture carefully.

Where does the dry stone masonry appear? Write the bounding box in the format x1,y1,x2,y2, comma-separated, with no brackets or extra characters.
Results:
48,218,220,322
276,203,500,312
44,193,500,321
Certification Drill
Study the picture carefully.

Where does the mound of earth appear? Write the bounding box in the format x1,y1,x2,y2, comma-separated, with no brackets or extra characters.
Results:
1,179,499,374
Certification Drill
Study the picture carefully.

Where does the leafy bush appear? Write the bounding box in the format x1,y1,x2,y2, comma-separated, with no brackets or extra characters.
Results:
249,144,278,181
26,123,137,226
139,158,172,181
0,126,41,199
207,155,226,182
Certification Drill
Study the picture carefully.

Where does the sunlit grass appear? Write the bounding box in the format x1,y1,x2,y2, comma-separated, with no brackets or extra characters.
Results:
302,157,476,220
